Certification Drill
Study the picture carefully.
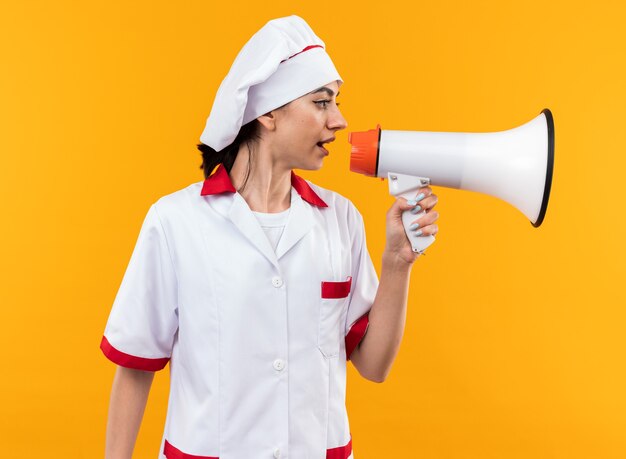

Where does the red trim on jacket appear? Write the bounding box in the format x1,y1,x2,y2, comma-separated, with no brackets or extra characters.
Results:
100,336,170,371
201,164,328,208
321,277,352,299
290,172,328,207
164,440,218,459
162,438,351,459
327,437,353,459
200,164,236,195
345,312,370,361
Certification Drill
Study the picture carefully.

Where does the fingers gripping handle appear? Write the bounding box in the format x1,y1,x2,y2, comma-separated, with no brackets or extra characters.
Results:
388,172,436,254
401,207,435,253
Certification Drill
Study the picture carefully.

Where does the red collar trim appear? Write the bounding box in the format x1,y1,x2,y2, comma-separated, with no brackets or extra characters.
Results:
290,172,328,207
201,164,328,208
200,164,236,195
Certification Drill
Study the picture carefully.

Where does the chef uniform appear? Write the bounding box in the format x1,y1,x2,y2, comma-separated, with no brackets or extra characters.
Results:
100,15,378,459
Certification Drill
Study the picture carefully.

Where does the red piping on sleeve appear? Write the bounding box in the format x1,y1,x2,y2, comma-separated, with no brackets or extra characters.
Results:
326,436,353,459
345,312,370,361
100,336,170,371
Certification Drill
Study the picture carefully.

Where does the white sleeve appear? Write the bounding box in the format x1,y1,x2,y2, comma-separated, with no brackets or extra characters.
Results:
100,204,179,371
344,207,379,361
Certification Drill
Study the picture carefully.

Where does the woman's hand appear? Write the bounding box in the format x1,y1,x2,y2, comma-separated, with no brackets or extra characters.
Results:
384,187,439,265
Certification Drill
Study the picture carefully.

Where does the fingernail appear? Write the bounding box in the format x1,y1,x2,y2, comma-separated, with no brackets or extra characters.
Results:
409,223,420,230
407,199,417,206
410,205,422,214
413,230,423,237
415,193,426,203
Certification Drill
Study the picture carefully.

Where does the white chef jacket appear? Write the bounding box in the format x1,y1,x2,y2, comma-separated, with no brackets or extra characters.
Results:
100,164,378,459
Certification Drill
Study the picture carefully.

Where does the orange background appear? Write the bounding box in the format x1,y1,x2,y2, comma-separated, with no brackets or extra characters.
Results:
1,1,625,457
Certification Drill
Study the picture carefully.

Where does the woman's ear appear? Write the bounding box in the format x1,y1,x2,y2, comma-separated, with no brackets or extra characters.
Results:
256,111,276,131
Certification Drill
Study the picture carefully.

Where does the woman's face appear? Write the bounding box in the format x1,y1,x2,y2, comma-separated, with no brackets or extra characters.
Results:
270,80,347,170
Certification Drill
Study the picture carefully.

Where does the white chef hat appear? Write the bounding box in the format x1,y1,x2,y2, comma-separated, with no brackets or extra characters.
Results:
199,15,343,152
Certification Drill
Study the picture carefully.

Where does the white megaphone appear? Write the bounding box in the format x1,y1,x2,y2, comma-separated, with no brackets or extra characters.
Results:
348,109,555,254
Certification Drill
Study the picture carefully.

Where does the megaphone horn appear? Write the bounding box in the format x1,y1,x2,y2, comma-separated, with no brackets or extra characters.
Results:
348,109,555,253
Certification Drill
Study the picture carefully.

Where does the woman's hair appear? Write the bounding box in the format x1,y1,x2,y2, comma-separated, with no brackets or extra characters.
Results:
197,120,261,184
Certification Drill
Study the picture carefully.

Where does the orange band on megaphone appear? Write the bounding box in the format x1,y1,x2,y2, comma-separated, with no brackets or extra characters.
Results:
348,125,381,177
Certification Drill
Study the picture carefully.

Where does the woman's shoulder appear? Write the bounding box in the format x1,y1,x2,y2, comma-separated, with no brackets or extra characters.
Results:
150,181,205,220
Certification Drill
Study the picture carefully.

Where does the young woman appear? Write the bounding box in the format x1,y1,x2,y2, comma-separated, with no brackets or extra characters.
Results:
101,15,439,459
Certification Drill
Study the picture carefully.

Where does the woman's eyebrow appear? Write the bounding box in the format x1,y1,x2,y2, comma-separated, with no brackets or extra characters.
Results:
310,87,339,97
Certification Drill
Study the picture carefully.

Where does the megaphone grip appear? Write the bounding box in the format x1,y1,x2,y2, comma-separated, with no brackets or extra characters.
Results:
402,208,436,253
387,172,437,253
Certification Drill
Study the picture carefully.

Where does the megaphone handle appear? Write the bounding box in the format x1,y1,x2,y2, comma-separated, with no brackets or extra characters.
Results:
401,204,436,254
387,172,436,254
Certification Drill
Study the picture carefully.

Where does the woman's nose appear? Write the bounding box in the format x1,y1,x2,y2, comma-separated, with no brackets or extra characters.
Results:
328,105,348,131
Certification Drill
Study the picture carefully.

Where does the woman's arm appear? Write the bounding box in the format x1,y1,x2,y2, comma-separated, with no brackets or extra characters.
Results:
350,252,412,382
350,188,439,382
105,366,155,459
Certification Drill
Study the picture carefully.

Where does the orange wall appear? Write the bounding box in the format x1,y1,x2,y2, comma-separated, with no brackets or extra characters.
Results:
1,1,625,457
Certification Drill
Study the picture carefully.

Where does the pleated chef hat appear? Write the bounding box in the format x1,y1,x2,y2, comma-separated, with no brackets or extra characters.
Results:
200,15,342,152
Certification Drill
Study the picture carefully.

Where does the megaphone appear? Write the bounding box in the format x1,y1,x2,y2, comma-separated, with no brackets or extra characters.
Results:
348,109,555,254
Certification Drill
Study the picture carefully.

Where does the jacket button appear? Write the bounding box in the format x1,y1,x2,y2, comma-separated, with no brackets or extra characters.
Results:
273,448,281,458
273,359,285,371
271,276,283,288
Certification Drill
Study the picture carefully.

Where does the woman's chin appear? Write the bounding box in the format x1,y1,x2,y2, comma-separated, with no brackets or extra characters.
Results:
297,163,324,171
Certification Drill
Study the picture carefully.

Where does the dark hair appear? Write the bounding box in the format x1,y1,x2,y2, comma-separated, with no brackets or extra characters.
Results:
198,120,261,189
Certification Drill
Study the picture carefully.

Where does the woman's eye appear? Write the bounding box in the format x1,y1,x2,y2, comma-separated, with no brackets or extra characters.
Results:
314,100,331,109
